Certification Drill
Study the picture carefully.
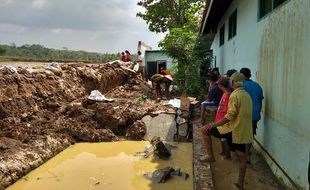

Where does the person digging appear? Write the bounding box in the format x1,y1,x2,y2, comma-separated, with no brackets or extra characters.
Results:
201,72,253,190
150,74,171,99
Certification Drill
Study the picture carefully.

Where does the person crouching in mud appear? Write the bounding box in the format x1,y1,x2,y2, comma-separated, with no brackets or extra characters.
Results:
150,72,172,99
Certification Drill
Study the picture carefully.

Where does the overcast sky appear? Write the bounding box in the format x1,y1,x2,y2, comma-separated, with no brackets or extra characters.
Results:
0,0,165,53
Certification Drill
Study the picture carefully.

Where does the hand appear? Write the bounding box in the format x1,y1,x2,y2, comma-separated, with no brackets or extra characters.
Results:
206,122,214,130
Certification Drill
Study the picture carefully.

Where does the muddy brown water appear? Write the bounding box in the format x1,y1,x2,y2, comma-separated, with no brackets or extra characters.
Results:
6,141,193,190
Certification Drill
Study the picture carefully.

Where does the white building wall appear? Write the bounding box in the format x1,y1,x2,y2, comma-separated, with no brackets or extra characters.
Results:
210,0,310,189
211,0,265,79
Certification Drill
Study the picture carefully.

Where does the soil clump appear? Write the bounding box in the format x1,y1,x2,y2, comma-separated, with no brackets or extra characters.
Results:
0,62,175,189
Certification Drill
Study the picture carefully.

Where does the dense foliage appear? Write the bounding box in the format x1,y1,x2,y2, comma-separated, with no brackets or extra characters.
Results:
137,0,211,96
159,28,211,96
137,0,204,33
0,44,119,63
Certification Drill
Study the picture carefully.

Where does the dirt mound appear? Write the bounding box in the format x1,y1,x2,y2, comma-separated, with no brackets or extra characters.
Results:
0,62,175,190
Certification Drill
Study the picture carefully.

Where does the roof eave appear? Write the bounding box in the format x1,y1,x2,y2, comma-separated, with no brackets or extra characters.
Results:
200,0,234,35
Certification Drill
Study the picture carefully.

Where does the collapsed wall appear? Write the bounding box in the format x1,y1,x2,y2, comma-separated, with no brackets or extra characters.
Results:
0,62,174,189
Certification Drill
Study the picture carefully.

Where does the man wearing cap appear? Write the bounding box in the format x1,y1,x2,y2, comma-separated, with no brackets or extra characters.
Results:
204,72,253,190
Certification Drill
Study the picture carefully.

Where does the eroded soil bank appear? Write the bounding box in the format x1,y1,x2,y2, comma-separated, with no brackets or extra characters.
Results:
0,62,175,190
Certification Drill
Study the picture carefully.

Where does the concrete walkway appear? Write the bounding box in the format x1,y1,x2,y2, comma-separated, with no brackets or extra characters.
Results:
192,121,285,190
143,111,285,189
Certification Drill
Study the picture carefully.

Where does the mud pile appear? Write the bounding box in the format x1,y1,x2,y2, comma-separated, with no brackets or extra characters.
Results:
0,62,175,189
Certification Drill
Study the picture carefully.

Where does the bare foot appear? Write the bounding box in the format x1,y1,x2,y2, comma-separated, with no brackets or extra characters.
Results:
234,183,244,190
199,155,215,162
219,151,225,156
223,155,231,160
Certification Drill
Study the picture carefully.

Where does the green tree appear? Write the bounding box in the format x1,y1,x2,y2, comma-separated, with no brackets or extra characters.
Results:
137,0,210,96
0,43,119,63
159,28,210,96
137,0,204,33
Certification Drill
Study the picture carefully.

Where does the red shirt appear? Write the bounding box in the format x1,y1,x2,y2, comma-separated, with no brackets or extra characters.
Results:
125,54,131,62
214,92,231,122
121,55,126,62
161,70,173,77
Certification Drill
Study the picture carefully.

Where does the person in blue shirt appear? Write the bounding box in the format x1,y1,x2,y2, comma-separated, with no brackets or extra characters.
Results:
240,68,264,136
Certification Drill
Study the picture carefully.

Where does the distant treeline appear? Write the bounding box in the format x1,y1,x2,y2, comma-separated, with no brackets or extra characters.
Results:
0,44,120,63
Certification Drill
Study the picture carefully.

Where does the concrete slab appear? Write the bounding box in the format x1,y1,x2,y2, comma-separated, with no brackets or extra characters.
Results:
143,114,176,142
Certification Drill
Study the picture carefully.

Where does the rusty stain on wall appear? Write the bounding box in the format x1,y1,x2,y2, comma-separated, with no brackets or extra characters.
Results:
258,0,310,141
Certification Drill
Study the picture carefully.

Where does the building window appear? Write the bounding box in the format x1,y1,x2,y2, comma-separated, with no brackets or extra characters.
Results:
228,9,237,40
273,0,287,8
219,25,225,46
259,0,272,18
259,0,288,19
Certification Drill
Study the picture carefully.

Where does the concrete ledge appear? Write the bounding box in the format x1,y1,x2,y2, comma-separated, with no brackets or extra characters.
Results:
193,122,214,190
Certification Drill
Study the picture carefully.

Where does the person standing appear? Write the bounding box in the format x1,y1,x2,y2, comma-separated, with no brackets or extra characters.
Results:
125,50,131,62
136,51,144,80
200,76,232,162
225,69,237,77
240,68,264,136
205,72,253,190
120,52,126,62
240,68,264,162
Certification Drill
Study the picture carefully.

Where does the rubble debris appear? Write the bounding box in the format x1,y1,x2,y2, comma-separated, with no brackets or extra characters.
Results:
170,168,190,180
88,90,114,102
144,167,189,183
167,98,181,108
0,65,18,74
126,120,146,140
134,144,154,159
46,62,62,76
150,136,171,160
144,167,175,183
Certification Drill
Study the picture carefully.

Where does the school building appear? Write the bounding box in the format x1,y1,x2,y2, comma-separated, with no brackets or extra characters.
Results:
200,0,310,189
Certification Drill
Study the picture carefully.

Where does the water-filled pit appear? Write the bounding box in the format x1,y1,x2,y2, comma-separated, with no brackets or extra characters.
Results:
6,141,193,190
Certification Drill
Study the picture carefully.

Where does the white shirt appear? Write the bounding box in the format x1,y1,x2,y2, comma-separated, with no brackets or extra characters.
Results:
137,55,144,66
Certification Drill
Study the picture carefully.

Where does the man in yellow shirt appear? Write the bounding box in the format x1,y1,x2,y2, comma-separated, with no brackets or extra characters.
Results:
204,72,253,190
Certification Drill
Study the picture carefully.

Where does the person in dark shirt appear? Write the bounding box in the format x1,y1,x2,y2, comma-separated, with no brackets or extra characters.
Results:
200,73,223,124
225,69,237,92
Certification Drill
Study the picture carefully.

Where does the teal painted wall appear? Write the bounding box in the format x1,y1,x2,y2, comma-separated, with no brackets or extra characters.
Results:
210,0,310,189
144,51,175,79
144,51,174,69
